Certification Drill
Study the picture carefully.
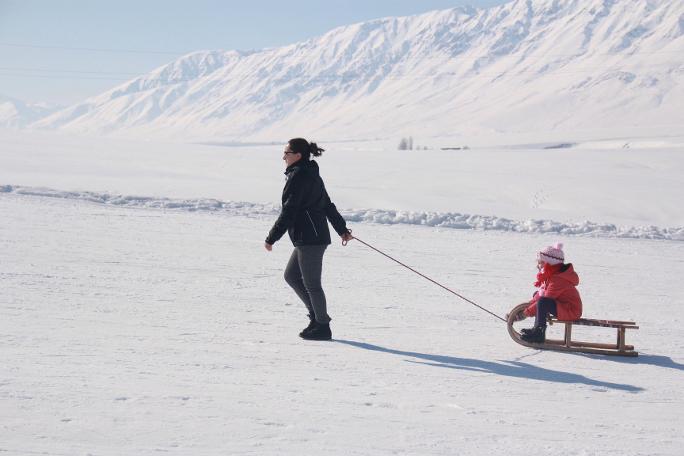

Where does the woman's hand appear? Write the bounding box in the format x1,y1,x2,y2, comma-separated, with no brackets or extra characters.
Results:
341,231,354,244
264,242,273,251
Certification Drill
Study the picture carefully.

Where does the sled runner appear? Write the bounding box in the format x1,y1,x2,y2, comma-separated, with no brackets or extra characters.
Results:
506,302,639,357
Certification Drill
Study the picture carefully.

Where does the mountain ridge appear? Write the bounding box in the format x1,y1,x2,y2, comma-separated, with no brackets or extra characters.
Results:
27,0,684,141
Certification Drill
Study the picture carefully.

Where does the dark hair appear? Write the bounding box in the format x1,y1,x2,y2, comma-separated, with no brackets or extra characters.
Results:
288,138,324,160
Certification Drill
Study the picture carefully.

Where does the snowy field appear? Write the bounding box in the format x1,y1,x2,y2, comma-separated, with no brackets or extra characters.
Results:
1,130,684,455
2,129,683,232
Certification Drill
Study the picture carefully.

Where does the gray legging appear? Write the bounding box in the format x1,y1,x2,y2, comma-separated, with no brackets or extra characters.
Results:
284,245,330,324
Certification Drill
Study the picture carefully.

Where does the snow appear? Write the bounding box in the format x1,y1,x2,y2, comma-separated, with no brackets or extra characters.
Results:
2,191,683,455
1,129,682,231
1,127,683,455
2,184,682,241
1,0,683,453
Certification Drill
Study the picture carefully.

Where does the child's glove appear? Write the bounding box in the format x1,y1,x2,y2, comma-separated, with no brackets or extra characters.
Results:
506,310,527,322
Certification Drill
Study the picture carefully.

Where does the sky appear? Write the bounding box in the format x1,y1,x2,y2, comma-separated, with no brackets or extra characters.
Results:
0,0,508,105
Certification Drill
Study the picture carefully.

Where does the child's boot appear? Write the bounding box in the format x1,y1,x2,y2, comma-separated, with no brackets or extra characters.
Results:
520,325,540,336
520,325,546,343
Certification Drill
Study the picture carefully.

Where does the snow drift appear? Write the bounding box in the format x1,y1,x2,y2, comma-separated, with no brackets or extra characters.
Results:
3,184,681,241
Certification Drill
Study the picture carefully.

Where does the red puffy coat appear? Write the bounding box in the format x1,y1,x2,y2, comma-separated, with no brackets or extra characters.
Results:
525,264,582,321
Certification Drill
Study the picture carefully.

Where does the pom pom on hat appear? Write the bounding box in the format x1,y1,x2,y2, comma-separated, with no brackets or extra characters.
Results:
538,242,565,265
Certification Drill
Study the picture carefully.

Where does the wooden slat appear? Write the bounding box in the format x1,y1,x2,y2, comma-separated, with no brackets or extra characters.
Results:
582,319,635,325
543,345,639,357
550,319,638,329
552,318,635,324
564,323,572,347
618,327,626,351
544,338,634,351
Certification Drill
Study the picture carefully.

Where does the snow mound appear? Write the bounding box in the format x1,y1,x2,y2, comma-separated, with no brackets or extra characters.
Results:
3,185,682,241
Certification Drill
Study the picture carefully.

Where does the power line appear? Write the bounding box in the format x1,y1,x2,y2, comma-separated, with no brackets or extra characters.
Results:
0,72,131,81
0,66,142,76
0,42,187,55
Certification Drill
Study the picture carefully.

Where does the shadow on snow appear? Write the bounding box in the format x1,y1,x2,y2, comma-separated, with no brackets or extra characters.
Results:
335,339,644,393
572,353,684,372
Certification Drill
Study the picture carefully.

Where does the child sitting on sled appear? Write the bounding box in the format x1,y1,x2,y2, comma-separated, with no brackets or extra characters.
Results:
511,242,583,343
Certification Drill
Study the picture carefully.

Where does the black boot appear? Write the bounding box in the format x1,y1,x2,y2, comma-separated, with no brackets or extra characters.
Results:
299,315,316,338
520,322,548,337
520,327,535,336
520,325,546,343
300,321,332,341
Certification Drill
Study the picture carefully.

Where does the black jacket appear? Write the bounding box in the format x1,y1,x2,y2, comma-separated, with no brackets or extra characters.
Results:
266,159,348,246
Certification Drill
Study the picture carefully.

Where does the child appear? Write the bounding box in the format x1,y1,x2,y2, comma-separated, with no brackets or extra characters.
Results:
514,242,583,343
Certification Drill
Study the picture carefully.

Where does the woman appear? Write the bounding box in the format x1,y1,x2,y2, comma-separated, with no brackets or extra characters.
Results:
265,138,353,341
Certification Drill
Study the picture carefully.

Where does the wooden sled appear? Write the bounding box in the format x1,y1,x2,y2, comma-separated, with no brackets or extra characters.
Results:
507,302,639,357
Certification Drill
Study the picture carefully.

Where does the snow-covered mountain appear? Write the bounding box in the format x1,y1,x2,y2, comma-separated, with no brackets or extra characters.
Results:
0,94,61,128
32,0,684,141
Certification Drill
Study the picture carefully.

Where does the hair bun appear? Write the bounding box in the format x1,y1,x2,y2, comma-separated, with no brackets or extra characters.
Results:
310,142,325,157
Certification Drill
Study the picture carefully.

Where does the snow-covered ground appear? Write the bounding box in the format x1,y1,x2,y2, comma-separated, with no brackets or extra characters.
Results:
2,189,683,455
1,129,683,455
2,129,683,233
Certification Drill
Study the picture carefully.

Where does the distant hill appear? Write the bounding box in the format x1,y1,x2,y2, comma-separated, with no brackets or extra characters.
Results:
0,94,61,128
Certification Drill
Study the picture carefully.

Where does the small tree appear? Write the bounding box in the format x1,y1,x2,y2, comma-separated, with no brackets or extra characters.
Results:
398,138,408,150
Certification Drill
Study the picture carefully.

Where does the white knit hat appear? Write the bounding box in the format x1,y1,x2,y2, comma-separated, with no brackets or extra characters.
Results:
538,242,565,265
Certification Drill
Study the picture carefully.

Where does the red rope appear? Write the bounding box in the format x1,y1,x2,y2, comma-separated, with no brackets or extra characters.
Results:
345,232,506,323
